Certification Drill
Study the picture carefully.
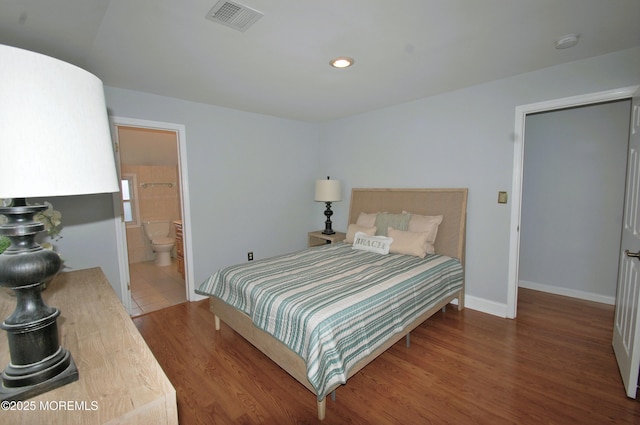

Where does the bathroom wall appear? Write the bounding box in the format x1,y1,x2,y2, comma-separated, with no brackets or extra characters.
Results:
122,164,181,263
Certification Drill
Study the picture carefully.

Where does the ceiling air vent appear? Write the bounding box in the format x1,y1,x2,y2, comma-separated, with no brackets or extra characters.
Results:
206,1,264,32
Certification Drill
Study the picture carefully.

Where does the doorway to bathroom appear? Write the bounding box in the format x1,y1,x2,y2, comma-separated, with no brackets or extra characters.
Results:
116,125,187,316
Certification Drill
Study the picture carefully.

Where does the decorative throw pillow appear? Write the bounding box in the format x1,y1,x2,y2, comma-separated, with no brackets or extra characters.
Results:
352,231,393,255
374,212,410,237
344,223,377,244
388,228,432,258
356,212,377,228
403,212,443,246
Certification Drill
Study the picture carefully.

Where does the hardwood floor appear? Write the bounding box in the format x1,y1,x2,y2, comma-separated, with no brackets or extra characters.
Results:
133,289,640,424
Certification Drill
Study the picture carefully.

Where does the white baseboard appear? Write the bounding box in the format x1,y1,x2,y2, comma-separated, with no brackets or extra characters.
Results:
464,295,509,318
451,281,615,321
518,280,615,305
450,295,508,318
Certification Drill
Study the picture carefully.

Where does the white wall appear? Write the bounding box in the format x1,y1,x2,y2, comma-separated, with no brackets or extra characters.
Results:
320,47,640,313
519,100,630,303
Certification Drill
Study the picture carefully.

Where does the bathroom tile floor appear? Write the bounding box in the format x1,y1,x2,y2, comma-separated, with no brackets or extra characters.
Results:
129,259,187,317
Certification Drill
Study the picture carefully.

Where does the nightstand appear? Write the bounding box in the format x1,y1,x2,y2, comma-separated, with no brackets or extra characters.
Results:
308,230,346,247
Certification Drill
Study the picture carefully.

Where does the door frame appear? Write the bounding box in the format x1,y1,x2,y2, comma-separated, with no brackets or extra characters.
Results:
110,116,194,313
506,85,640,319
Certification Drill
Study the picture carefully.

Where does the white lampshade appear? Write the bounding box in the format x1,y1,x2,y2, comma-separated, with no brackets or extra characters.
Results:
315,178,341,202
0,44,119,198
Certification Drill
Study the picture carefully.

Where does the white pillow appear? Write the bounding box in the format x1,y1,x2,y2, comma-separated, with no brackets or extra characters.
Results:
344,223,377,244
352,231,393,255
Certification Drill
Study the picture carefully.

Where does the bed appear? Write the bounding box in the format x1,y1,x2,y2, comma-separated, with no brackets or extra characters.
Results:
196,188,468,419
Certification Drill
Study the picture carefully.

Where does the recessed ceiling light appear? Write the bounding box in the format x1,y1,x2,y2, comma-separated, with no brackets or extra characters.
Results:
554,34,579,49
330,57,354,68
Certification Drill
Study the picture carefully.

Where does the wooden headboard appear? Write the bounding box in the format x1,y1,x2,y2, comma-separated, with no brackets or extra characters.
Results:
348,188,468,263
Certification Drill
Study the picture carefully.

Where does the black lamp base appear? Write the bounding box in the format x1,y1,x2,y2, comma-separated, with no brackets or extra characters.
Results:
322,201,335,235
0,199,78,401
0,351,78,401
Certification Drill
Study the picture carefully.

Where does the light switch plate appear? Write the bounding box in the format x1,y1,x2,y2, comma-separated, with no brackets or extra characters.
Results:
498,191,508,204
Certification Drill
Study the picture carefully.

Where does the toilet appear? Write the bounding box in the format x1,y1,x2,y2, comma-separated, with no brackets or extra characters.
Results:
143,220,175,267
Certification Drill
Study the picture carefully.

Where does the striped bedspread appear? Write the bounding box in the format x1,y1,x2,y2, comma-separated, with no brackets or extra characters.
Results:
196,242,463,400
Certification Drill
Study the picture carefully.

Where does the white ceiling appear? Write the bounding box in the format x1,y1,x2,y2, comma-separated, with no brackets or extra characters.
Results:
1,1,639,122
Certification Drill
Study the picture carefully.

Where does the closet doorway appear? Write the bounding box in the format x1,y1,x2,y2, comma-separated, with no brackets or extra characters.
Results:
507,85,639,318
111,117,192,317
518,99,630,304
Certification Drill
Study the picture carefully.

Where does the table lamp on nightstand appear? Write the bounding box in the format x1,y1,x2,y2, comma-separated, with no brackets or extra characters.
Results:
0,44,119,400
315,176,341,235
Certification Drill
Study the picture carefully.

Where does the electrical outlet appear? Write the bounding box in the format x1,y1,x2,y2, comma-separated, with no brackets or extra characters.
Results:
247,251,253,261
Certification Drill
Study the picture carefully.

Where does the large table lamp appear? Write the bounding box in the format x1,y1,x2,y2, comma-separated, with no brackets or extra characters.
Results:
315,177,341,235
0,44,119,400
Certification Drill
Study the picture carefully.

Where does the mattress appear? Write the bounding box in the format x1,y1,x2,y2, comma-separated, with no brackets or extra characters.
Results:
196,242,463,400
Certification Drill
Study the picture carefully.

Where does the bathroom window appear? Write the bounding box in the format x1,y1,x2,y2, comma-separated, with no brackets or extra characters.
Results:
121,174,140,227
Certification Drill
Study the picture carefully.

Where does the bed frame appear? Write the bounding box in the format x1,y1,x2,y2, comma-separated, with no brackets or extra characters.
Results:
208,188,468,419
